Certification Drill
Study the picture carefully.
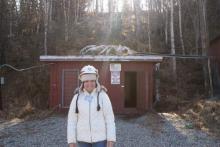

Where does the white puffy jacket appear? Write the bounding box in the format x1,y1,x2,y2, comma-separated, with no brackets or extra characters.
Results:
67,88,116,144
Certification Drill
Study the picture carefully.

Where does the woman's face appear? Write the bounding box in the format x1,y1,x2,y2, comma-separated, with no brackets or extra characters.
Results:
84,80,96,93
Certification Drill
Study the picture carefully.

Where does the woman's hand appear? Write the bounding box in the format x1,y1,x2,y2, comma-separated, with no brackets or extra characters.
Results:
69,143,76,147
107,141,114,147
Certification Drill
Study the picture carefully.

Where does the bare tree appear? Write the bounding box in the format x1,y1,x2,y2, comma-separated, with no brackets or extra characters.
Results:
193,9,200,55
187,1,200,54
164,0,168,45
134,0,141,50
36,1,41,34
178,0,185,55
101,0,104,13
198,0,210,93
199,0,209,55
8,0,15,38
48,0,52,30
44,0,50,55
106,0,113,41
147,0,152,52
74,0,79,23
170,0,176,79
63,0,70,41
96,0,99,13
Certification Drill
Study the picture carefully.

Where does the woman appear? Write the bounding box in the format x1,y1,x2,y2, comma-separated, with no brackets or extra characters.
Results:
67,65,116,147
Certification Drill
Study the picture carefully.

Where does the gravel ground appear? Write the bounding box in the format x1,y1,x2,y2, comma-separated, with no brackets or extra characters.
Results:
0,112,219,147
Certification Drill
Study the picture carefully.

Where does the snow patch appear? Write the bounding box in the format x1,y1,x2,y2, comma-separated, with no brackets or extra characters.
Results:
80,45,137,55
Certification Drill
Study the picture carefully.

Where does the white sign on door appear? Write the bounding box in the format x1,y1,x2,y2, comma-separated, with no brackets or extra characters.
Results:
110,63,121,71
0,77,4,85
111,71,120,84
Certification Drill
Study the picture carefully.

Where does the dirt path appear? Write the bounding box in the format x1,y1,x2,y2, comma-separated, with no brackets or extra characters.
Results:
0,112,219,147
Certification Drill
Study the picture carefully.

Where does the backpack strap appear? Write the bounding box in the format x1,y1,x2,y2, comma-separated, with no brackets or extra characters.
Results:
75,89,103,113
97,91,101,111
75,93,80,113
97,86,107,111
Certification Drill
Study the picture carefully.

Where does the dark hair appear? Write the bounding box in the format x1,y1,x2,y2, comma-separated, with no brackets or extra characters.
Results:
75,81,100,114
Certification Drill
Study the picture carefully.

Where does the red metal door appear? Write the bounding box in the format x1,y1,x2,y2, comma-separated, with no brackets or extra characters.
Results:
61,69,79,108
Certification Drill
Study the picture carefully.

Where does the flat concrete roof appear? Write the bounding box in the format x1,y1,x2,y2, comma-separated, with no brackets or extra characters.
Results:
40,55,163,62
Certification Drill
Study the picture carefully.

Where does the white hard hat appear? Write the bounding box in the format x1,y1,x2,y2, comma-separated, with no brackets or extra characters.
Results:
79,65,98,82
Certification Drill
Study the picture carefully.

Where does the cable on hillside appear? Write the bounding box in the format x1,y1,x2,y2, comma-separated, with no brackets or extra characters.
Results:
0,63,54,72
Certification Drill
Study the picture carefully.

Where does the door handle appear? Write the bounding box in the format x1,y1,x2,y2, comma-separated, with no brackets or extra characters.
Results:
121,85,124,88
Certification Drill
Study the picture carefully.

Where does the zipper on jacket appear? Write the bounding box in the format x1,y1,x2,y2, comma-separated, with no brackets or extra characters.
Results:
89,100,93,142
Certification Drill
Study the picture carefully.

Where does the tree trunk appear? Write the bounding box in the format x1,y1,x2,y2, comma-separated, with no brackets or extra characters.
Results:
199,0,208,55
188,3,200,55
134,0,141,51
198,0,210,95
44,0,49,55
48,0,52,30
108,0,112,13
170,0,176,80
164,0,168,45
63,0,70,42
36,1,40,34
107,0,113,41
9,0,13,38
178,0,185,55
147,0,151,52
96,0,99,13
194,11,200,55
101,0,104,13
75,0,79,23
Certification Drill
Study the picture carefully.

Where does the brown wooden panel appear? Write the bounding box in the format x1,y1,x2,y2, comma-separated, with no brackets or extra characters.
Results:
50,63,59,108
